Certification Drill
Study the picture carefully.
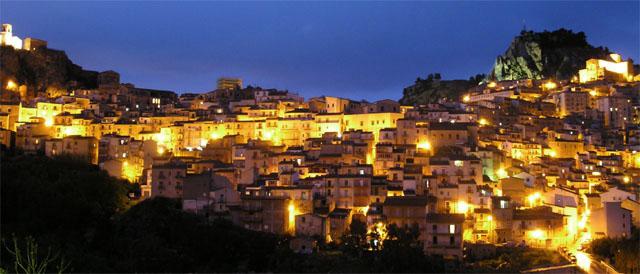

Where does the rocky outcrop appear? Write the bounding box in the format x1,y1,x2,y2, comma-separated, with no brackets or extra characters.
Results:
489,29,610,81
0,45,98,94
399,75,482,106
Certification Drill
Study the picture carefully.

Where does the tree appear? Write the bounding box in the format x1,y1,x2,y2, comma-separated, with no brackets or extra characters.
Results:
340,218,368,256
434,73,441,80
3,234,70,274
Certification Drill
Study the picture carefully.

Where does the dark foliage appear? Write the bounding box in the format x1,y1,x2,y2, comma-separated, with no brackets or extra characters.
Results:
587,226,640,273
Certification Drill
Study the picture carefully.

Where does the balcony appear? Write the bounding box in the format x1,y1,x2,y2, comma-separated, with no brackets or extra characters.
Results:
243,206,263,212
241,216,263,222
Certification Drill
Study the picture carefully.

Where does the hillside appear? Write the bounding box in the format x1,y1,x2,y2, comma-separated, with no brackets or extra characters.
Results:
399,74,484,106
489,28,611,81
0,45,98,95
400,28,618,106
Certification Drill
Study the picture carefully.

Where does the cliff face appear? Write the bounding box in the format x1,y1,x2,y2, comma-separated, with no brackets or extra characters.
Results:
489,29,610,81
0,45,98,93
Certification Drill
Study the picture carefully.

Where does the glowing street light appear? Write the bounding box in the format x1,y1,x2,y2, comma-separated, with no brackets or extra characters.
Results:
488,82,497,88
6,80,16,90
531,229,544,239
417,141,431,150
623,176,630,183
497,168,507,179
479,119,487,126
544,82,556,89
463,95,470,102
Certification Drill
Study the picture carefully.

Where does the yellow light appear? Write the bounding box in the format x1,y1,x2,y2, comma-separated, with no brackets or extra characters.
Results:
578,214,587,229
531,229,544,239
589,90,597,96
200,139,208,147
586,209,591,216
361,205,370,216
288,204,296,233
487,216,493,221
45,119,53,127
628,75,633,81
497,168,507,179
623,176,630,183
265,131,273,140
488,82,497,88
528,192,541,207
457,201,470,214
6,80,16,90
479,119,487,126
544,82,556,89
417,141,431,150
463,95,470,102
157,147,164,154
123,161,128,166
549,151,556,157
211,133,219,139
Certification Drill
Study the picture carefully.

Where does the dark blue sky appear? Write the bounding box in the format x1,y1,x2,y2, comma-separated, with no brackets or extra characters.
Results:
2,1,638,101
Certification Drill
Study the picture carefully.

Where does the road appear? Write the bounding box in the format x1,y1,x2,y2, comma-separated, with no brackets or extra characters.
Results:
568,233,616,274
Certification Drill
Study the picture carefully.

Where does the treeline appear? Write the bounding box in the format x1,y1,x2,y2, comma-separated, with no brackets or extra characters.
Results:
519,28,592,49
587,226,640,273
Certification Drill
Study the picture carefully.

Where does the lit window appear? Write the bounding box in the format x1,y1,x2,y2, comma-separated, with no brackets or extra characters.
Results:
449,224,455,234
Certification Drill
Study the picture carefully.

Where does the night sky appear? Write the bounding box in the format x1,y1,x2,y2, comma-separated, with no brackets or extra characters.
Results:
2,1,638,101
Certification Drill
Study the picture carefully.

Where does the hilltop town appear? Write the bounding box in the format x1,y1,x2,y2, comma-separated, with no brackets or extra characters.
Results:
1,23,639,271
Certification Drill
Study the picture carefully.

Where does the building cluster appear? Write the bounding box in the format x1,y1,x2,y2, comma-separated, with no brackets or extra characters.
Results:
1,24,48,51
2,33,640,260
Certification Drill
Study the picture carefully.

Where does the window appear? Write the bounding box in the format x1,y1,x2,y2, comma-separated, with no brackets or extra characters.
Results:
449,224,455,234
433,236,438,244
450,236,455,245
432,225,437,232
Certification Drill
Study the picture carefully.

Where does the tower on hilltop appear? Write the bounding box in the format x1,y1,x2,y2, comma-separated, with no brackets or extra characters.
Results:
1,23,23,50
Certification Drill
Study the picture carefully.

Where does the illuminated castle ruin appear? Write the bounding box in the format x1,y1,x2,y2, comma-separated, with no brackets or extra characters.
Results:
1,24,22,49
579,53,634,83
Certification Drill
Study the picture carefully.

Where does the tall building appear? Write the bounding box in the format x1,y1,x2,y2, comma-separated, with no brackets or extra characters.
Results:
217,77,242,90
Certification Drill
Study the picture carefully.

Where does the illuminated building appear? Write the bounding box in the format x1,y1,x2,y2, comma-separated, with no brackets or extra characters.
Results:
0,24,22,49
579,53,634,83
44,136,99,164
591,202,632,239
216,77,242,90
150,161,187,198
596,96,631,129
425,213,465,261
551,91,588,117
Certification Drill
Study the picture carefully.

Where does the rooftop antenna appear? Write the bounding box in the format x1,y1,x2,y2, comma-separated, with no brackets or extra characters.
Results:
522,19,527,32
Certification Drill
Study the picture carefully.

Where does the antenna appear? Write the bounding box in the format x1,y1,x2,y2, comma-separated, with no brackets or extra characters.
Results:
522,19,527,32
